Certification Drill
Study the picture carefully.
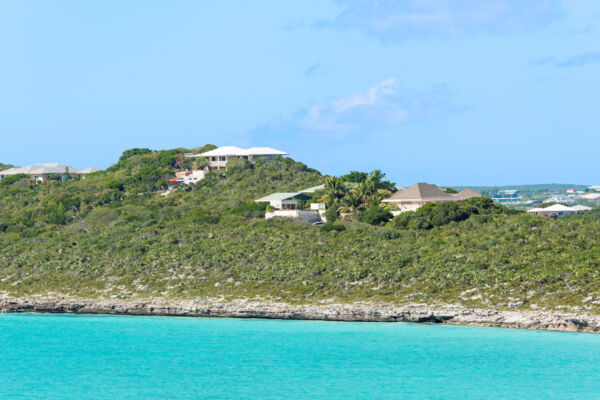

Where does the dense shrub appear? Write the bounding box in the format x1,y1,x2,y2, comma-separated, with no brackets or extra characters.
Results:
0,173,28,186
361,205,392,225
321,222,346,232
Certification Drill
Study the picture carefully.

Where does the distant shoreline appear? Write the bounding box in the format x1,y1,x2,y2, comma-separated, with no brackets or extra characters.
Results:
1,296,599,333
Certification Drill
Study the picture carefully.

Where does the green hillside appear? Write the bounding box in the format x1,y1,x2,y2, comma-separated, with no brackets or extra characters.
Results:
1,147,599,313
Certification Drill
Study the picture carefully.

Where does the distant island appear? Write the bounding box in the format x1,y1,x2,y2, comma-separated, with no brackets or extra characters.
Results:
1,146,599,332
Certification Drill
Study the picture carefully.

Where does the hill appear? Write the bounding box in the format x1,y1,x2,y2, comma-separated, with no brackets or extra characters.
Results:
0,147,599,315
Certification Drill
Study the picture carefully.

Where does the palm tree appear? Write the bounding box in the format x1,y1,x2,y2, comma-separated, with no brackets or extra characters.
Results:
320,176,346,206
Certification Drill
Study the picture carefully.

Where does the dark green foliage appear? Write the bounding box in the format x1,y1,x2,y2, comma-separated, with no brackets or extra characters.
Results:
342,171,368,183
324,205,340,222
228,202,267,218
0,163,14,171
377,229,402,239
0,174,28,186
106,178,125,191
0,146,599,312
118,148,152,163
391,197,512,230
360,205,392,225
321,222,346,232
226,158,253,175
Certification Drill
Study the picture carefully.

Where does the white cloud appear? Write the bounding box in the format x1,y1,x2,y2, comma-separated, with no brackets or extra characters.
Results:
327,0,563,40
249,79,454,143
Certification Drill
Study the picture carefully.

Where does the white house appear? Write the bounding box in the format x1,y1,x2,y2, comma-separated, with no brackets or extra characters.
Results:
527,204,592,216
0,163,99,182
175,169,205,184
186,146,287,169
255,184,326,222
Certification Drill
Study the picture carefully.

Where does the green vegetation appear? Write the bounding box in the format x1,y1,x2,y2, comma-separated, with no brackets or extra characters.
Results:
0,163,14,171
0,147,599,313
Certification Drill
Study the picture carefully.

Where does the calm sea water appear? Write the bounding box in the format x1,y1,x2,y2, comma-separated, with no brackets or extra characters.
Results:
1,314,599,399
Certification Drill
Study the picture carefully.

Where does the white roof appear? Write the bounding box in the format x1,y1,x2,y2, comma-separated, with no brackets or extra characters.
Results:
78,167,101,174
192,146,288,158
528,204,578,213
244,147,288,156
571,205,592,211
199,146,247,157
0,163,79,175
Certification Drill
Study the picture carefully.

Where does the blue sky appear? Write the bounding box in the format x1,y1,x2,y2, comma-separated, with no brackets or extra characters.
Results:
1,0,599,185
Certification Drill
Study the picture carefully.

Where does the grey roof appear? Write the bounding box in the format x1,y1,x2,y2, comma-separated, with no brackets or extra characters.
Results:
571,205,593,211
255,192,301,202
78,167,101,174
452,188,482,200
383,183,456,202
299,184,325,193
255,185,320,203
191,146,288,158
0,163,79,176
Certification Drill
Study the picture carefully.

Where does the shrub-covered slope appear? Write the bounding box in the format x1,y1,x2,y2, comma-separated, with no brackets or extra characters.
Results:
0,147,599,313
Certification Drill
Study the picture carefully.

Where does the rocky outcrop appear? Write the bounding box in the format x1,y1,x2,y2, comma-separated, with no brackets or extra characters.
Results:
1,296,600,333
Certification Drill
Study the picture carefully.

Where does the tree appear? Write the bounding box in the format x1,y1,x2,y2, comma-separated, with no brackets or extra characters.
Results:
320,176,347,206
361,205,392,225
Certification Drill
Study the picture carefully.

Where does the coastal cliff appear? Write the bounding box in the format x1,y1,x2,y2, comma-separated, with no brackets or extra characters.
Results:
2,296,599,333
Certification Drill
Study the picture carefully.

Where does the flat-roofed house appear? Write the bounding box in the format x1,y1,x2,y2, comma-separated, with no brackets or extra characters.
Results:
382,182,461,213
186,146,288,169
527,204,589,216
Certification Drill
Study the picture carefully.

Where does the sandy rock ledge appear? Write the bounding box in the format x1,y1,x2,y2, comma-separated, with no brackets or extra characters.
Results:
1,296,599,333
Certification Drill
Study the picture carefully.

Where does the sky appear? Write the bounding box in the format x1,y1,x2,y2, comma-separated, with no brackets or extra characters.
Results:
0,0,599,186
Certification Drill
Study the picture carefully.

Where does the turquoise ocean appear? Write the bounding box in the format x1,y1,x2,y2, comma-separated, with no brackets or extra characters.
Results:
1,313,599,399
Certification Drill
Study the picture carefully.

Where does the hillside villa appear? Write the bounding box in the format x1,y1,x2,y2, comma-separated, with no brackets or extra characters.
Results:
255,185,326,222
0,163,100,182
527,204,592,216
186,146,287,169
382,182,482,213
173,169,205,185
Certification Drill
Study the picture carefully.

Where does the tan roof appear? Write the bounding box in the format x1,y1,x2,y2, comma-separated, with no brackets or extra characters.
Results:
382,183,456,202
452,188,482,200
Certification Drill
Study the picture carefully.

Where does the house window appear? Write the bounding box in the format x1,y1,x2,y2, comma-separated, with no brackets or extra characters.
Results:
220,156,226,161
211,157,216,161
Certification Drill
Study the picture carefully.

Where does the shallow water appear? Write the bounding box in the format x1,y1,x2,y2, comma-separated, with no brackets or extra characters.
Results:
1,313,599,399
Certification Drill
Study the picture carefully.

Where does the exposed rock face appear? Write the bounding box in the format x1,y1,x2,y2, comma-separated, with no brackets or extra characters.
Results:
1,296,600,333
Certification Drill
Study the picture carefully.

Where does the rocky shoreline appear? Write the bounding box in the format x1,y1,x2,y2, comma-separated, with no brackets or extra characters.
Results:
2,296,600,333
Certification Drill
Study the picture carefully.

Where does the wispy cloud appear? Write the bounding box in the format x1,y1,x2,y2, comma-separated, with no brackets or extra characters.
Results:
304,62,324,76
325,0,563,41
249,79,455,142
537,51,600,67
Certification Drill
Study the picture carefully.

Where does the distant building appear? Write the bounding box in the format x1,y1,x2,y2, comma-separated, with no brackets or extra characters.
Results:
527,204,592,216
174,169,205,185
581,193,600,200
544,195,575,204
255,184,326,222
452,188,482,200
255,185,324,210
587,185,600,192
382,183,481,213
186,146,287,169
0,163,99,182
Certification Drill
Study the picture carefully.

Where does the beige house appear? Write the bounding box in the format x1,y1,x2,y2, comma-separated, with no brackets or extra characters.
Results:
382,182,481,213
452,188,482,200
186,146,287,169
